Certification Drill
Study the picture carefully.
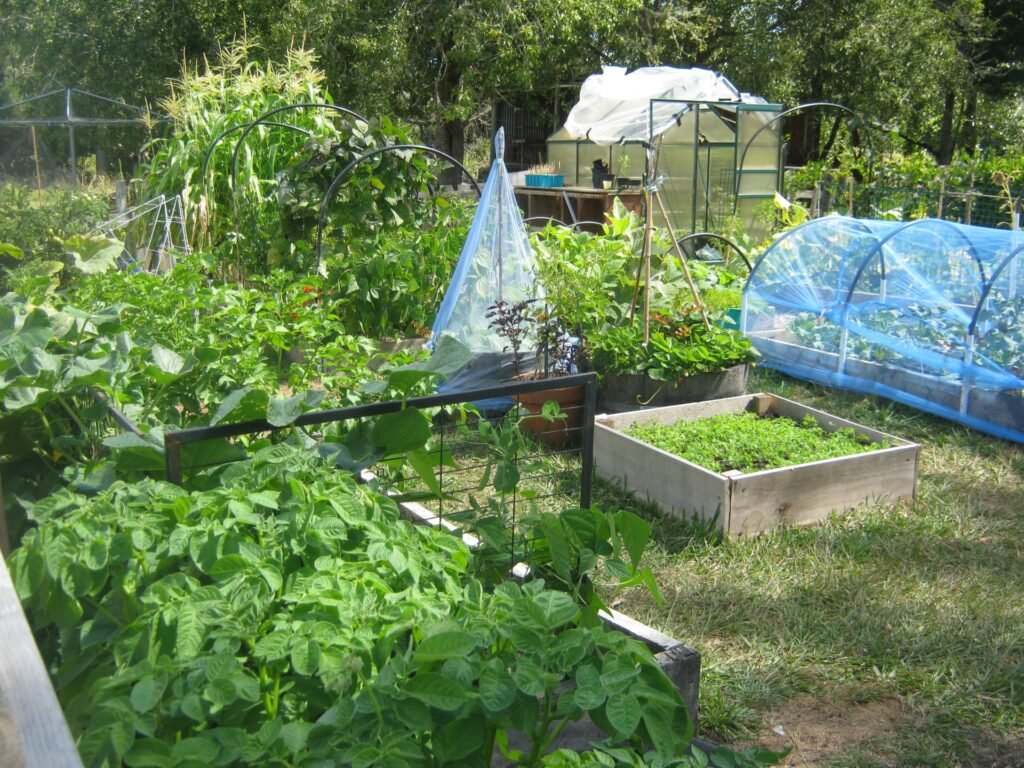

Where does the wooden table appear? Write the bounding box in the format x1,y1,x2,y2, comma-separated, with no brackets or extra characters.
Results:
514,185,644,232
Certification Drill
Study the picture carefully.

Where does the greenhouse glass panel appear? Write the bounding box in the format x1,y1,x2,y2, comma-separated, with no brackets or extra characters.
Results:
736,107,783,170
744,216,1024,442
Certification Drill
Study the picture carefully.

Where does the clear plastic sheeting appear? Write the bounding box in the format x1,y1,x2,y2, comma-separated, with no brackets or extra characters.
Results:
562,66,763,145
744,216,1024,442
430,128,540,395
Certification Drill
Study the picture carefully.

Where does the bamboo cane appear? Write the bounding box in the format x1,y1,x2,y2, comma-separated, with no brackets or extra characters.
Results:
653,190,712,331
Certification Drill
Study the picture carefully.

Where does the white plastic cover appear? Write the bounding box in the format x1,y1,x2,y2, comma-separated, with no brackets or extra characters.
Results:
563,66,763,145
431,128,539,353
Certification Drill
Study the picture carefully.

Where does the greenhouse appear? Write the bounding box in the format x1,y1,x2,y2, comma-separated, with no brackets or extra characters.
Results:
546,66,783,237
743,216,1024,442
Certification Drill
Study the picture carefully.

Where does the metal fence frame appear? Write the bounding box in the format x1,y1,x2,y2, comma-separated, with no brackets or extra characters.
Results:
163,374,598,512
798,176,1021,229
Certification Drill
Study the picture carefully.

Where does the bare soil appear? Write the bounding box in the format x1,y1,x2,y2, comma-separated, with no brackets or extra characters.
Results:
749,694,904,767
744,694,1024,767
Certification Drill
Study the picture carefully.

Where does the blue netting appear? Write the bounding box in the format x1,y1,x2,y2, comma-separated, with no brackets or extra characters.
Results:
744,216,1024,442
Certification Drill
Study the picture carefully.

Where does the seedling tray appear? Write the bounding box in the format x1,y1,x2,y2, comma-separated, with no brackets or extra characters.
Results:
525,173,564,187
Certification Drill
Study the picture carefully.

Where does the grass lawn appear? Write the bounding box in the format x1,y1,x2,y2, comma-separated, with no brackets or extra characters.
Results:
597,367,1024,767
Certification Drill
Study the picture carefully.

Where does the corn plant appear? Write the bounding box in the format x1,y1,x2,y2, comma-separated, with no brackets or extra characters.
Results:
136,41,349,276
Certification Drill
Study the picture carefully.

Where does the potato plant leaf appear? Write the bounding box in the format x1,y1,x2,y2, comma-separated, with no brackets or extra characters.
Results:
479,661,517,714
433,717,485,763
414,630,477,663
604,691,642,737
405,672,471,711
291,638,320,676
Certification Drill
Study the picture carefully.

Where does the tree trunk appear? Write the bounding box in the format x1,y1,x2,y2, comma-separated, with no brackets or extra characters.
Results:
958,90,978,156
937,91,956,165
434,118,465,176
433,53,466,185
801,74,825,163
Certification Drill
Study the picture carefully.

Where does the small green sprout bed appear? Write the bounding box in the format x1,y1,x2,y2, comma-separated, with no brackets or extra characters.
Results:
624,411,886,473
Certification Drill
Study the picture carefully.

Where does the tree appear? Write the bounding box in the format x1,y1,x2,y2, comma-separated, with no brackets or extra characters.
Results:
698,0,1018,161
0,0,280,105
2,0,1020,171
266,0,711,164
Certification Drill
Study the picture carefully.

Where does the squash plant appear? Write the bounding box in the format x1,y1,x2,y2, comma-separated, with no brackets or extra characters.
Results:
0,183,111,294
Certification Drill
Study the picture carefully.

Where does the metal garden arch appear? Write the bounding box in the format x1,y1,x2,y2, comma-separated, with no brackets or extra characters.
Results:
314,144,481,270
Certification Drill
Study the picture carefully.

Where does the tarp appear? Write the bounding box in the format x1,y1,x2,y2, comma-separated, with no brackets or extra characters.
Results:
563,65,764,145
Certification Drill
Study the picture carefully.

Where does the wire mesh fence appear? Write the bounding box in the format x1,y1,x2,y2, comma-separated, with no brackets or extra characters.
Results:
802,176,1021,229
163,374,598,580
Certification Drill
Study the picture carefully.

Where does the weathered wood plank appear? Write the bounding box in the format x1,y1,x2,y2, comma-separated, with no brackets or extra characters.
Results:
0,551,82,768
730,445,919,534
598,393,756,430
594,418,730,529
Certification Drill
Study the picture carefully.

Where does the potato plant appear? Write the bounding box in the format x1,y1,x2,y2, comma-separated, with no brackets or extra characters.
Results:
10,445,705,767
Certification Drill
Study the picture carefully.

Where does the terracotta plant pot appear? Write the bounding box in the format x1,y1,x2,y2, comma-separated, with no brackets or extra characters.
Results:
515,382,586,448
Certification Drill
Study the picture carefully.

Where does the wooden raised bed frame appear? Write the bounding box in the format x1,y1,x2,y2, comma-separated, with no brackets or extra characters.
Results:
594,393,920,536
0,548,82,768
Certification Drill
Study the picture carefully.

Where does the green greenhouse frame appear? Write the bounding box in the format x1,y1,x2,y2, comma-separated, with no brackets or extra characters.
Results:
546,97,784,238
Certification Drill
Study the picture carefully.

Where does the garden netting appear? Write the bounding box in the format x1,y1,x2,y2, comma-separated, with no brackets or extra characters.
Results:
431,128,540,400
743,216,1024,442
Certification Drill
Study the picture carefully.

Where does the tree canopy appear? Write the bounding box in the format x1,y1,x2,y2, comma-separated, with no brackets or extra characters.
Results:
1,0,1022,163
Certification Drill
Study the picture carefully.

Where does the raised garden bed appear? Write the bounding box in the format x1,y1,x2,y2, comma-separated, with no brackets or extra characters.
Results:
594,393,920,535
599,363,749,413
750,332,1024,439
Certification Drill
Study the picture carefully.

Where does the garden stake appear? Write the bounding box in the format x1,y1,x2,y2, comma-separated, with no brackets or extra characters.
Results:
654,190,712,331
643,185,654,343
